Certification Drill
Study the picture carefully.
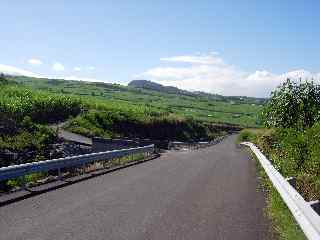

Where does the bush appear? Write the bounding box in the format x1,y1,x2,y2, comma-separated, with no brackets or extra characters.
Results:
65,110,223,141
237,129,257,142
0,85,83,125
262,79,320,130
305,122,320,174
253,126,320,200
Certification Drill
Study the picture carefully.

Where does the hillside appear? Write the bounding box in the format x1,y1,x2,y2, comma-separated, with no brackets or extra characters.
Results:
129,79,266,105
128,79,194,96
0,74,262,190
7,75,263,127
0,75,249,168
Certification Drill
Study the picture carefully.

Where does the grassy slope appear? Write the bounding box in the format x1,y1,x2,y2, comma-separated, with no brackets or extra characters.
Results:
9,76,263,127
0,80,84,167
0,75,250,167
238,129,310,240
0,75,262,165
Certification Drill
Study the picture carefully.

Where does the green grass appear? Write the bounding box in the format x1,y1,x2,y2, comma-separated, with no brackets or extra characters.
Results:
9,75,263,127
0,76,242,169
64,110,225,141
268,188,306,240
239,128,316,239
0,83,83,125
252,151,306,240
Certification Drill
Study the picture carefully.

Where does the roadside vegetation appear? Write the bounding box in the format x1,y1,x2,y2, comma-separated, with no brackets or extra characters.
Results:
9,75,263,127
0,74,260,191
64,111,232,141
238,79,320,240
0,75,246,168
0,75,82,167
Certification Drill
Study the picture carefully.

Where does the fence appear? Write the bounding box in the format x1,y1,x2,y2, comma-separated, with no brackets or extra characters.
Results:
0,145,154,182
241,142,320,240
169,136,226,150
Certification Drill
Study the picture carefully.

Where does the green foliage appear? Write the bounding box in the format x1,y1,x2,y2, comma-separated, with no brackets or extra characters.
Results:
237,129,257,143
267,183,306,240
7,172,47,188
0,84,83,125
0,122,57,153
242,127,319,182
257,78,320,201
0,73,9,84
305,122,320,175
240,124,320,240
65,110,224,141
9,75,263,127
262,79,320,130
247,131,307,239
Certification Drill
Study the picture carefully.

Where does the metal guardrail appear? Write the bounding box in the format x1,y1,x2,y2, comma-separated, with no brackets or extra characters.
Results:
0,145,154,182
241,142,320,240
169,136,226,150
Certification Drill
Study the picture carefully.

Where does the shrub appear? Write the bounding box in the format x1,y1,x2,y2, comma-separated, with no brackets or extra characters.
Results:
237,129,257,143
65,110,223,141
0,85,83,125
262,79,320,130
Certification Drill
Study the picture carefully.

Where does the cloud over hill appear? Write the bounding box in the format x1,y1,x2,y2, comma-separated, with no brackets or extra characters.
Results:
137,53,320,97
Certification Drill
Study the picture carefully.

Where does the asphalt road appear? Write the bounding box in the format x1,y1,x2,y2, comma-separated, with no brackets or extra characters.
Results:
0,135,272,240
50,124,92,145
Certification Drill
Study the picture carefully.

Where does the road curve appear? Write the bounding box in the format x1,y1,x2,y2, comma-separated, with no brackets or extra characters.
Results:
0,135,272,240
50,124,92,145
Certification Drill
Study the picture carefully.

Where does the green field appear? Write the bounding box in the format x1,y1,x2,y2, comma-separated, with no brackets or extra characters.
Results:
9,76,264,127
1,74,263,168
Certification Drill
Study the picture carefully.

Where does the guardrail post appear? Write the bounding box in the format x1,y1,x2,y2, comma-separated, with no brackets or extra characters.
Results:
241,142,320,239
21,179,27,191
286,177,297,189
58,168,62,180
309,200,320,215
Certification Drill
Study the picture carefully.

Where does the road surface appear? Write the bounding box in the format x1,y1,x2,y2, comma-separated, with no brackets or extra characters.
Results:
0,135,272,240
50,124,92,145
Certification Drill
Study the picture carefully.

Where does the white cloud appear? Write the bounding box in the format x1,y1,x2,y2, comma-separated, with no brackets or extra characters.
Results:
88,66,95,70
0,63,108,83
0,64,42,78
28,58,42,66
136,53,320,97
73,67,81,71
160,53,224,65
52,62,65,71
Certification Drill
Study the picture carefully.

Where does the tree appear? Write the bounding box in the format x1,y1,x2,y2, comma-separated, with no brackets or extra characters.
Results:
262,79,320,130
0,73,8,84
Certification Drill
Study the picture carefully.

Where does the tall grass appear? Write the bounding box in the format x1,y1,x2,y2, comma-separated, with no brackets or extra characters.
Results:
239,127,319,239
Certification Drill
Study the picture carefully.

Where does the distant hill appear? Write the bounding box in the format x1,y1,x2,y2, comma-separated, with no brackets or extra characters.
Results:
128,80,191,95
128,80,266,105
3,75,264,127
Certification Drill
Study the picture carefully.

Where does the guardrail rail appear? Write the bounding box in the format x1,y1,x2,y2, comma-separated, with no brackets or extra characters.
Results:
0,144,154,182
169,136,226,150
241,142,320,240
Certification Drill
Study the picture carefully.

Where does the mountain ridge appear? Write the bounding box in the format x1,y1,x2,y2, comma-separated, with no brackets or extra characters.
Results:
128,79,266,104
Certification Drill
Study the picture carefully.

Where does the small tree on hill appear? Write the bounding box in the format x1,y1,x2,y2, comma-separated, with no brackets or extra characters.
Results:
0,73,8,84
262,79,320,130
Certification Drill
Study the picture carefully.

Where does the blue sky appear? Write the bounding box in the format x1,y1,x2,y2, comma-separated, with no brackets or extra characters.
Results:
0,0,319,97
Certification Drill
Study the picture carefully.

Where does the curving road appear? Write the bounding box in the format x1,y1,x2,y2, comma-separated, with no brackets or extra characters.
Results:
50,124,92,145
0,135,272,240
